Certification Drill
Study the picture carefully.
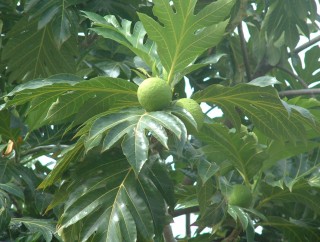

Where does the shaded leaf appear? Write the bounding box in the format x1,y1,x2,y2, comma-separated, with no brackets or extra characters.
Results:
2,17,77,82
58,155,168,242
10,217,58,242
198,124,267,181
260,216,320,242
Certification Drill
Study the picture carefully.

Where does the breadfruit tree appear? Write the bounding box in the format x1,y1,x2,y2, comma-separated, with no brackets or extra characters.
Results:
1,0,320,241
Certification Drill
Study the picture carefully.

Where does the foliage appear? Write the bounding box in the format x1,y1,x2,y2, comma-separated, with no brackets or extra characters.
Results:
1,0,320,241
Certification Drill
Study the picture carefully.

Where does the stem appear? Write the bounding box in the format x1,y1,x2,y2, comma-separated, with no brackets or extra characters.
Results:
238,22,252,81
279,88,320,97
275,65,309,88
186,213,191,237
21,144,69,156
294,35,320,54
222,227,242,242
163,225,177,242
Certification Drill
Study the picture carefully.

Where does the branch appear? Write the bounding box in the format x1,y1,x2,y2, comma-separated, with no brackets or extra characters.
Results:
275,65,309,88
294,35,320,54
173,206,200,217
279,88,320,97
222,228,242,242
163,225,177,242
238,22,252,81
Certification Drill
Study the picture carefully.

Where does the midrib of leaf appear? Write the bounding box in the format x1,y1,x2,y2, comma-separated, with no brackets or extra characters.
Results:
199,92,298,139
258,182,319,209
34,26,47,79
105,170,134,241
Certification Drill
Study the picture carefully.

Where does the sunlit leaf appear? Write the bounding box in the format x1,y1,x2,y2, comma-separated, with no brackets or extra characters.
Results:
84,11,159,70
193,84,317,141
138,0,235,83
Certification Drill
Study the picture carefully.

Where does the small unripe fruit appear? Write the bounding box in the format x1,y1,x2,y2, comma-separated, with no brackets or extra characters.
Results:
227,184,252,208
137,77,172,111
174,98,204,134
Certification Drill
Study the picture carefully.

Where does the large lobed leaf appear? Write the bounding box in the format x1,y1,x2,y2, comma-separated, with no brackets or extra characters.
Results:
83,11,159,71
84,108,188,175
25,0,79,48
5,74,139,130
198,124,267,182
1,17,78,82
57,155,173,242
193,84,319,141
138,0,235,83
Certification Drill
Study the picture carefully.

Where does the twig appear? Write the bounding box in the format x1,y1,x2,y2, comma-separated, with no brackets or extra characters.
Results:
279,88,320,97
173,206,200,217
294,35,320,54
222,228,242,242
163,225,177,242
186,213,191,238
275,65,309,88
238,22,252,81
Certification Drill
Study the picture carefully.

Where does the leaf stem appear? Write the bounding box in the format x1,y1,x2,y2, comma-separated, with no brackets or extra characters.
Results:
238,22,252,81
275,65,309,88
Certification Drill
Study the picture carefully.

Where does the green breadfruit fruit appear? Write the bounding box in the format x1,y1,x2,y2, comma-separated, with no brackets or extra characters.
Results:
174,98,204,134
227,184,252,208
137,77,172,111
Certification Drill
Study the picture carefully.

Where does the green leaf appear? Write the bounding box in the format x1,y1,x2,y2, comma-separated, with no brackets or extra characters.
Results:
2,17,77,82
294,46,320,85
259,180,320,215
10,217,58,242
198,124,267,182
138,0,235,83
58,156,168,242
260,216,320,242
0,182,24,200
85,109,187,174
26,0,77,47
193,84,312,141
6,75,139,130
228,205,250,229
84,11,159,70
248,76,281,87
197,159,219,184
0,110,21,141
38,140,84,189
0,206,11,232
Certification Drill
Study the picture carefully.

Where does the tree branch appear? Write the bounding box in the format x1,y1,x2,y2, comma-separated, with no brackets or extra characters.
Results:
275,65,309,88
238,22,252,81
279,88,320,97
222,228,242,242
163,225,177,242
173,206,200,217
294,35,320,54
